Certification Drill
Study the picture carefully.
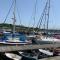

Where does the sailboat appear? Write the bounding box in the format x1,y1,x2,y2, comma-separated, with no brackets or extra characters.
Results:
36,0,60,44
1,0,32,45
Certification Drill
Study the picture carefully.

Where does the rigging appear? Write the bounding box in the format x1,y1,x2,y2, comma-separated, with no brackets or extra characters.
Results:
37,0,50,34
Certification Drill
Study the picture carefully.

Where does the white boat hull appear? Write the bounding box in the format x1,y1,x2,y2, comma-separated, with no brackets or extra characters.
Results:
5,53,22,60
39,49,53,56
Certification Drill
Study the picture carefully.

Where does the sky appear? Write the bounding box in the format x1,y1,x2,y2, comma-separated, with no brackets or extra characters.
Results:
0,0,60,29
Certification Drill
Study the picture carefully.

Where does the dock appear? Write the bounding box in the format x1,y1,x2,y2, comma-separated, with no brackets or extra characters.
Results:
0,44,60,52
39,56,60,60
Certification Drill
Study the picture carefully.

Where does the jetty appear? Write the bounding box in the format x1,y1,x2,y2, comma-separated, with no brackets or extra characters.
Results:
39,56,60,60
0,44,60,52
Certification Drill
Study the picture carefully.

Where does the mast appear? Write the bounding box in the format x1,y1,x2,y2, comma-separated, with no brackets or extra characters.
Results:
36,0,50,35
46,0,50,35
13,0,16,34
33,0,37,33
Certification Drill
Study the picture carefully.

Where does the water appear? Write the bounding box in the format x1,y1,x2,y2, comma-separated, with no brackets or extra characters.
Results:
21,56,36,60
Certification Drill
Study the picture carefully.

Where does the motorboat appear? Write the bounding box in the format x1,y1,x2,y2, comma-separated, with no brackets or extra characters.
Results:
19,51,38,60
39,49,53,56
5,53,22,60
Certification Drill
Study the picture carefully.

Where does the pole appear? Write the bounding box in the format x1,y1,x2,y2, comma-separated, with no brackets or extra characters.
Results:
46,0,50,36
13,0,16,34
33,0,37,34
